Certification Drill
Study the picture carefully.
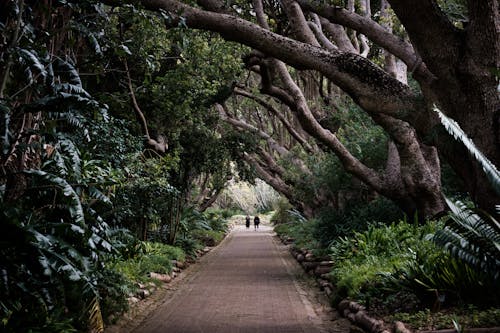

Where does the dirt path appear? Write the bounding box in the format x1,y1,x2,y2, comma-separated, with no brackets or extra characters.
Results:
114,224,349,333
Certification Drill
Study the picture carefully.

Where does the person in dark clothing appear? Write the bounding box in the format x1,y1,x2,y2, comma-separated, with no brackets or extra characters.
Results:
253,215,260,230
245,215,251,229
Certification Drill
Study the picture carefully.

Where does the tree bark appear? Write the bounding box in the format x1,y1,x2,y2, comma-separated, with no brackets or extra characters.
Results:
101,0,500,212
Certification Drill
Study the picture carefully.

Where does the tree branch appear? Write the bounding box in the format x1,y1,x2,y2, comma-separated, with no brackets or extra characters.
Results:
234,87,315,153
101,0,419,119
387,0,461,78
297,0,432,81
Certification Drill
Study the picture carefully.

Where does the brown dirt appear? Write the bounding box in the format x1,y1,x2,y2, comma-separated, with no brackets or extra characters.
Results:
106,224,350,333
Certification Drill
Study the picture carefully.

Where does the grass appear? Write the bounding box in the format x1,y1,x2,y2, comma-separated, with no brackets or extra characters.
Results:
389,307,500,330
111,242,186,285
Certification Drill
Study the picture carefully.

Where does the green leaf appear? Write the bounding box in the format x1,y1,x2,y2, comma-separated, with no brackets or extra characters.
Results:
435,105,500,195
25,169,85,224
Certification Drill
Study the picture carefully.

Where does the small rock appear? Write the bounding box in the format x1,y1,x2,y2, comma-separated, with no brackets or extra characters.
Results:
302,261,319,271
305,253,315,261
296,254,305,262
171,272,177,278
128,296,140,304
137,289,150,299
176,261,185,269
349,324,365,333
203,247,211,253
315,265,332,276
172,267,180,273
150,272,171,283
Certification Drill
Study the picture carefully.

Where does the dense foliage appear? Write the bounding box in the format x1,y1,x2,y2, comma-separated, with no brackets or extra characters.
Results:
0,1,242,331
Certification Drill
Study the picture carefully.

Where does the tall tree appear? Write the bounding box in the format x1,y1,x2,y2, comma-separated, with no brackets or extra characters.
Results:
100,0,499,214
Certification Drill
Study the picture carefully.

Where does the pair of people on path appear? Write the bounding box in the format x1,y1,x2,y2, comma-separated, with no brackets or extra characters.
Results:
245,215,260,230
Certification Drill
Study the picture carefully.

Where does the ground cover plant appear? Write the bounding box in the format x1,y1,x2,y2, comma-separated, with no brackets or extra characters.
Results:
273,209,500,329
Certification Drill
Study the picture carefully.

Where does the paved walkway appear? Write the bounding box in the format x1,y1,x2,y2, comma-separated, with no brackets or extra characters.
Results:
129,225,343,333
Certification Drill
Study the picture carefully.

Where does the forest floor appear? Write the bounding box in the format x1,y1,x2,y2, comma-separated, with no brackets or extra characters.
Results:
106,220,351,333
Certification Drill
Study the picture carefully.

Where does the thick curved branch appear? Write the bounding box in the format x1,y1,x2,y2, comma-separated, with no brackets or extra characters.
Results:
270,59,384,192
102,0,419,120
318,17,356,53
234,87,315,153
297,0,432,81
386,0,461,78
216,103,289,156
307,18,337,51
281,0,320,47
243,153,294,199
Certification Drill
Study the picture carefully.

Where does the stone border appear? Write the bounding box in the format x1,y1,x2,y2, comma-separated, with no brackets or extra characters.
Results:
278,233,411,333
278,233,500,333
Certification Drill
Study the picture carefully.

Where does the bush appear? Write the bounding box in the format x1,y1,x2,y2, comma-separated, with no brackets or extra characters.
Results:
175,236,203,258
111,242,185,284
328,220,441,303
315,197,403,247
328,219,500,311
270,198,293,225
191,229,225,246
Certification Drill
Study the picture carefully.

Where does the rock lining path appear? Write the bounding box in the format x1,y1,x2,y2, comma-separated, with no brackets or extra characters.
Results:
112,224,350,333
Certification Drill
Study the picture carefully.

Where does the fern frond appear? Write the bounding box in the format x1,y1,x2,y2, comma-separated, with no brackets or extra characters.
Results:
58,137,81,180
287,209,307,223
52,149,69,176
87,296,104,333
55,83,91,98
88,186,111,205
18,49,47,78
435,106,500,195
25,170,84,224
54,58,82,87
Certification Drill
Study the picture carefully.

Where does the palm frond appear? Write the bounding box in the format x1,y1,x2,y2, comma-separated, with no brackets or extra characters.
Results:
287,209,307,223
435,105,500,195
88,186,111,205
1,103,11,155
55,83,91,98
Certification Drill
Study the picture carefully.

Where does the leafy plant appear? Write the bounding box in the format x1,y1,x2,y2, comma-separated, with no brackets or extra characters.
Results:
433,199,500,280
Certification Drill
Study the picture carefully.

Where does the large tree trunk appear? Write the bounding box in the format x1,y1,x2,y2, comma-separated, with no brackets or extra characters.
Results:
388,0,500,211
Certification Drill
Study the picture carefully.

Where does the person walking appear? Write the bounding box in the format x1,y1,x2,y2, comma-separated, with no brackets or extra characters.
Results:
253,215,260,230
245,215,251,229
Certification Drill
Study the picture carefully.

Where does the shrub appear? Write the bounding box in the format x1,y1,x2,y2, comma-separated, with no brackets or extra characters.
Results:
191,229,225,246
111,242,186,284
175,236,203,258
328,220,441,303
315,197,403,247
270,198,293,225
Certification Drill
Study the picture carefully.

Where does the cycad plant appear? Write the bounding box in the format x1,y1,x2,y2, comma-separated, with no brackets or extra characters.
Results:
433,199,500,280
433,106,500,283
